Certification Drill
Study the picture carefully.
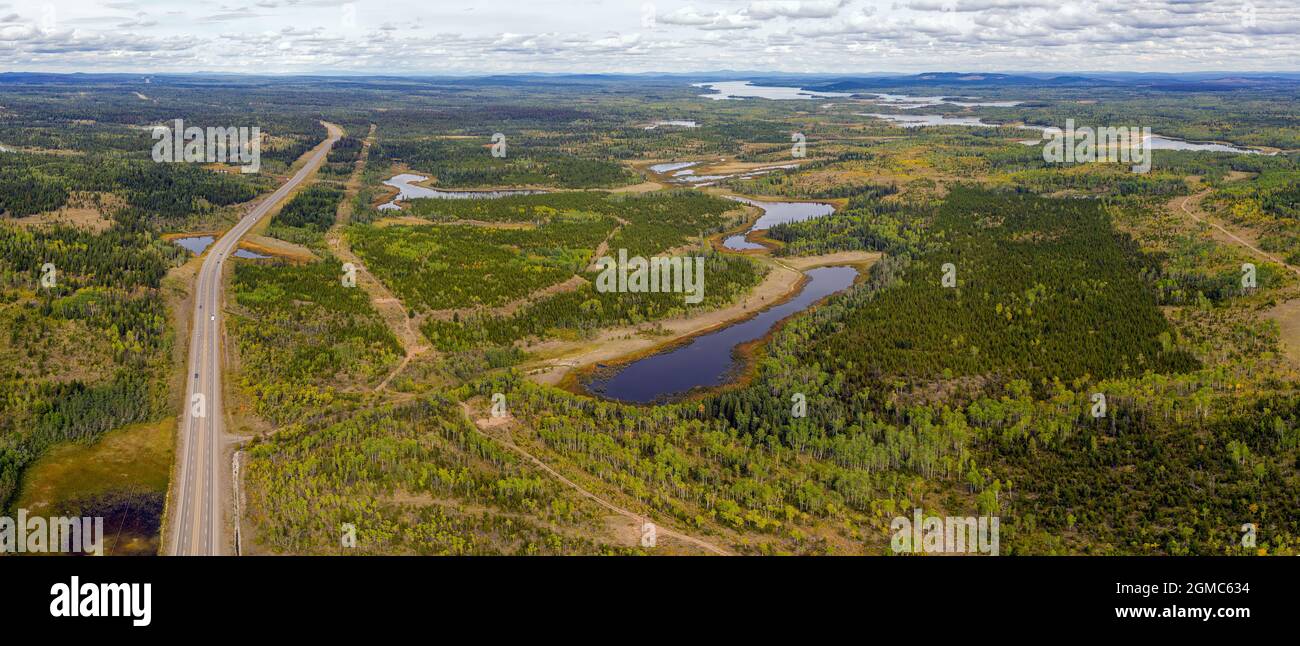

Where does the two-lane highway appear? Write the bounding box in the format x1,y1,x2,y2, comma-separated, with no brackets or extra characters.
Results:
168,122,341,556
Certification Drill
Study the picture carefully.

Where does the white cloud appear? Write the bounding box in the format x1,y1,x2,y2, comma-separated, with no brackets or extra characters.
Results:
747,1,849,20
0,0,1296,73
659,7,758,29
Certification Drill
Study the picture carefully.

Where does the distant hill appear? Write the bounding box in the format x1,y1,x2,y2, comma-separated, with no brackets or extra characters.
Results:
1,71,1297,93
790,72,1104,91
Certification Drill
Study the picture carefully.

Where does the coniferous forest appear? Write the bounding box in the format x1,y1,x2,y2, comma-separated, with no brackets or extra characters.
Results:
2,71,1298,559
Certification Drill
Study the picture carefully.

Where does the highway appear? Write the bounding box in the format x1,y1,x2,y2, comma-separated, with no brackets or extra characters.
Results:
168,122,341,556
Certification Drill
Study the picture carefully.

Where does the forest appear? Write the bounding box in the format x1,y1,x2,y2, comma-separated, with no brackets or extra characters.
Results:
0,78,330,535
229,259,402,425
2,72,1297,556
243,396,641,555
423,249,763,351
818,187,1201,387
268,183,344,246
240,77,1300,555
349,190,745,315
0,225,178,511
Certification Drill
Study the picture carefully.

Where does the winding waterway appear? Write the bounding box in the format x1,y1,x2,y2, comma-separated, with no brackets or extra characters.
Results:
583,265,858,403
378,173,545,210
723,197,836,251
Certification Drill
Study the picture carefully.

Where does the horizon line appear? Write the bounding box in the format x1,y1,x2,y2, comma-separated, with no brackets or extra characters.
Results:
4,69,1300,78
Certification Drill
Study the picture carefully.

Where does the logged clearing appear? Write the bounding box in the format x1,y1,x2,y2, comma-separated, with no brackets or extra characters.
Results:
13,207,114,232
11,191,122,232
1170,190,1300,276
241,234,317,262
1266,297,1300,367
1169,189,1300,369
460,401,732,555
607,180,665,193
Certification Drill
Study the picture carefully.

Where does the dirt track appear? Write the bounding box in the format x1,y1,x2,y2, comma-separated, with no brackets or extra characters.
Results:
460,402,732,555
1170,189,1300,367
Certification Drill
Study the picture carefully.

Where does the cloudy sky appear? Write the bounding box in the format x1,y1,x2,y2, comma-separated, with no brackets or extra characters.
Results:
1,0,1297,74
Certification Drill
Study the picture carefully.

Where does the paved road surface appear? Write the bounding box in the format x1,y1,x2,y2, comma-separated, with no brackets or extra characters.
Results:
168,123,340,556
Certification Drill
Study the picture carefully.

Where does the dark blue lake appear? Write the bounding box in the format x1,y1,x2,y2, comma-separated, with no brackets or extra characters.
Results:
583,265,858,403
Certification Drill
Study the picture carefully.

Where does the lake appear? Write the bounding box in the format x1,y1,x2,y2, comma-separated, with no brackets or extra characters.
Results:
694,81,853,101
645,120,698,130
1019,127,1269,154
650,162,803,188
649,161,699,174
867,93,1023,108
171,235,269,259
861,113,1270,154
723,197,836,251
378,173,545,210
583,265,858,403
860,113,997,128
